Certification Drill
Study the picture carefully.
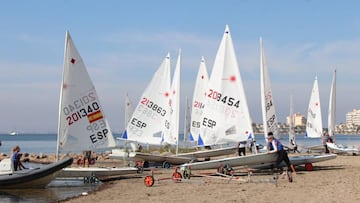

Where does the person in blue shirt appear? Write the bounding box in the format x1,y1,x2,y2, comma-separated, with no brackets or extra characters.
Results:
267,132,296,175
11,145,26,171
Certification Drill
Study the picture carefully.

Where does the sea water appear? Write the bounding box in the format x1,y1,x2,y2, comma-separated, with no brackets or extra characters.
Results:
1,133,360,155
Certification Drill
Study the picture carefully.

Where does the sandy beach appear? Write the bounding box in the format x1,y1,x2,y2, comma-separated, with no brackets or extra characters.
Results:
57,154,360,203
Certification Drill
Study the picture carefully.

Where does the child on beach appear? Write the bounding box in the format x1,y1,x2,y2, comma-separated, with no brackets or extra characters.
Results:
11,145,27,171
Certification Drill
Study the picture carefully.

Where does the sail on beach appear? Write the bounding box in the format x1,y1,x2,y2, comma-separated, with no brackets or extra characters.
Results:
305,76,323,138
165,49,181,146
260,37,279,141
189,56,209,143
123,53,171,145
56,32,138,179
121,93,134,139
57,31,116,155
328,69,336,138
198,25,253,146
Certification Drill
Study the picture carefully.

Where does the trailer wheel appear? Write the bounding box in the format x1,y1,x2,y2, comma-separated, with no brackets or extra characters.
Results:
172,172,182,182
144,175,155,187
305,163,313,171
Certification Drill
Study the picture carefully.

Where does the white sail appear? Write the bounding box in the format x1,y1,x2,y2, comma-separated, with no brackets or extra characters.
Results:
326,69,359,155
328,69,336,137
124,54,171,145
288,95,296,147
260,37,279,140
121,93,134,138
190,56,209,142
57,31,115,154
198,25,253,146
183,97,191,142
165,49,181,145
306,77,323,138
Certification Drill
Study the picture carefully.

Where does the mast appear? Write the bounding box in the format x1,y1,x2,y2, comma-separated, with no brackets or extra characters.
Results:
56,31,69,161
172,49,181,154
288,94,296,147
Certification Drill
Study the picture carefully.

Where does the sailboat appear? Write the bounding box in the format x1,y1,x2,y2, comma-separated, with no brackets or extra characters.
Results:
288,95,298,152
116,50,236,168
121,93,134,139
198,25,253,146
167,49,181,147
189,56,209,143
123,53,171,146
303,76,325,152
179,25,280,171
110,93,137,159
56,31,138,180
306,77,323,138
326,69,359,155
181,31,337,172
259,37,279,153
9,131,18,136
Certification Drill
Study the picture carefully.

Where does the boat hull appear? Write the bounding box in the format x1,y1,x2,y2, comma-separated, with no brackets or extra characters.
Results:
58,166,139,180
0,157,73,189
180,153,278,170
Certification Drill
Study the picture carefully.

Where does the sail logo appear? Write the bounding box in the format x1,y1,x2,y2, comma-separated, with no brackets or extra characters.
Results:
225,125,236,135
87,110,103,123
308,108,316,119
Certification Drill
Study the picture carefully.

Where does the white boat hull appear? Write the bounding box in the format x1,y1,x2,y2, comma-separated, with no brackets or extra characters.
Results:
58,166,139,180
327,143,359,155
180,153,278,171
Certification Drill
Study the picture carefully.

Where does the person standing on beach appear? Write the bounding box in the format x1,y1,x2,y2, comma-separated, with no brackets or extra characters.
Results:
323,131,330,154
237,140,247,156
290,138,300,153
267,132,296,174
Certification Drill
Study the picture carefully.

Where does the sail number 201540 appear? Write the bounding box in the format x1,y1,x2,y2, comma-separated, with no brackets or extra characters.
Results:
207,89,240,108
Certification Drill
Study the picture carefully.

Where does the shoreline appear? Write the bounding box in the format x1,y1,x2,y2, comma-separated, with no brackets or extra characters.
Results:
58,154,360,203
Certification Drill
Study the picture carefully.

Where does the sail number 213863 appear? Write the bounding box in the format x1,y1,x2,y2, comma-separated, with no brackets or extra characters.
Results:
141,97,167,116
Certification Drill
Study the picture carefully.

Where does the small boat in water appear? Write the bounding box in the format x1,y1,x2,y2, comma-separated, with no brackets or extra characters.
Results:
0,157,73,189
9,131,18,136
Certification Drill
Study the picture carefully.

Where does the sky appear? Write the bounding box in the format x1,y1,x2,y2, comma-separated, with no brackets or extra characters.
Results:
0,0,359,133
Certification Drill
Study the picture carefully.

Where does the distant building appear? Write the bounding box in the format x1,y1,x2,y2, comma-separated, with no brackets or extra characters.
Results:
346,109,360,126
286,112,306,126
